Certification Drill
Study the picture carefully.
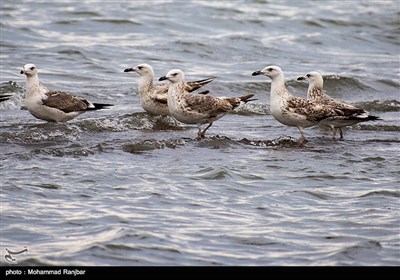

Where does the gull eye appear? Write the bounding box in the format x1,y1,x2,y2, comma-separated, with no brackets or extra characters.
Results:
172,73,178,76
267,68,274,72
138,66,143,70
306,74,311,78
30,66,35,70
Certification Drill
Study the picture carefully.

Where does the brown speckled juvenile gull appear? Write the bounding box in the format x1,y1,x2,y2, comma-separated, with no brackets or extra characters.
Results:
297,71,380,139
159,69,255,139
124,64,214,121
20,64,112,122
252,65,349,144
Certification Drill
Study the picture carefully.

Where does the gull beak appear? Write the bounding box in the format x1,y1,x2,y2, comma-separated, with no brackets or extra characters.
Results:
20,69,25,74
297,76,305,81
124,68,134,72
159,76,168,81
252,70,262,76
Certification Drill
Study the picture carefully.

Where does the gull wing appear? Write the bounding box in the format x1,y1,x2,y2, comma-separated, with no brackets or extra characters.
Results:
42,91,91,113
286,96,342,122
184,94,232,117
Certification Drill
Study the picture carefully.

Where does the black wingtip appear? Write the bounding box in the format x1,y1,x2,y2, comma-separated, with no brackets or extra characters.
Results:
0,94,12,102
197,77,216,84
368,115,381,121
246,98,258,103
240,94,256,103
92,103,113,110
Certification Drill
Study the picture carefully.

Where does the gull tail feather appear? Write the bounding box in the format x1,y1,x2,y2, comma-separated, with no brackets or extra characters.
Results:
351,114,381,122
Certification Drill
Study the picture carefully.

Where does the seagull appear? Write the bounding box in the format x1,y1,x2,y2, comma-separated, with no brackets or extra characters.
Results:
297,71,380,139
124,63,214,123
20,64,112,122
159,69,255,139
252,65,347,144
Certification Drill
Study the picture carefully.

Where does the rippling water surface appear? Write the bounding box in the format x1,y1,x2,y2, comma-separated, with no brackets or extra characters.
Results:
1,0,399,266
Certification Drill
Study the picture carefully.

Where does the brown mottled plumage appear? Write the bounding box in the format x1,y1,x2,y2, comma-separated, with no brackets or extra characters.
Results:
159,69,254,139
298,71,380,139
285,96,343,123
42,91,97,113
124,64,214,120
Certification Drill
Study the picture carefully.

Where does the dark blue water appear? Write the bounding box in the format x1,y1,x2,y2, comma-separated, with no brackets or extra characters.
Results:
1,0,399,266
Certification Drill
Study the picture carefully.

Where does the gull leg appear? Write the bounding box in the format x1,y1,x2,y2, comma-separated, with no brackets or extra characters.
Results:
171,116,179,126
332,127,337,140
200,122,213,138
339,128,344,140
196,124,203,140
297,127,306,145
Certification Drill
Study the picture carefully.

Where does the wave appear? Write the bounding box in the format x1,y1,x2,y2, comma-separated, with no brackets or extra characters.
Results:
122,136,309,154
297,190,332,200
78,113,181,132
0,81,25,110
355,100,400,112
329,240,383,264
231,103,269,115
316,75,375,92
65,11,101,17
356,124,400,132
92,18,140,25
0,81,23,97
28,144,103,158
191,166,264,181
0,123,83,144
0,112,179,136
123,138,186,154
359,190,400,198
239,136,301,147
